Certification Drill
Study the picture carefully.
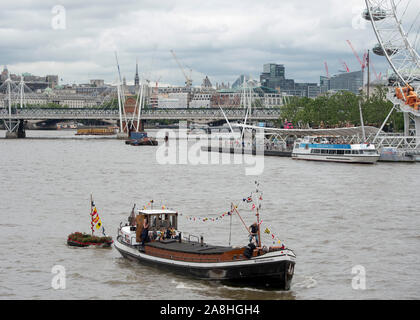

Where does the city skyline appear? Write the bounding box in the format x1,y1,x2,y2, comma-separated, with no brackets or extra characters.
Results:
1,0,407,86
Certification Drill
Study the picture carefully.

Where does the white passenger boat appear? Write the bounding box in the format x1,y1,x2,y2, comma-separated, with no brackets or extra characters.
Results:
292,136,380,164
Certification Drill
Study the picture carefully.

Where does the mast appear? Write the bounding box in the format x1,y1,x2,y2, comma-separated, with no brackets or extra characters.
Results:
7,77,12,130
255,181,262,248
228,204,233,246
115,52,128,133
256,206,261,248
116,80,123,132
359,100,366,142
90,194,94,236
136,81,143,132
367,50,370,99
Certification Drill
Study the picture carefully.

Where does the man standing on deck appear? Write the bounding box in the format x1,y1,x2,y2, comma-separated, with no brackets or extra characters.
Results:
141,217,149,246
249,222,259,246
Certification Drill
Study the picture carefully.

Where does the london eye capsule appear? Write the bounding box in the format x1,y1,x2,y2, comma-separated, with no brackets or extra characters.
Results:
362,7,386,21
373,43,398,56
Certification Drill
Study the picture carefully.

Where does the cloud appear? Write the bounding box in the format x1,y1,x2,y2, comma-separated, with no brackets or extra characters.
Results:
0,0,418,86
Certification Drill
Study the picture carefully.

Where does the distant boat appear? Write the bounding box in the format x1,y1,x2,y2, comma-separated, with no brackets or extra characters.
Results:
67,195,113,248
76,126,117,136
125,131,158,146
292,136,380,164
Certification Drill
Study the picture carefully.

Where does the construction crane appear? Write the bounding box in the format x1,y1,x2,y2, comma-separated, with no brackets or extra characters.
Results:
324,61,330,79
346,40,367,72
339,59,350,72
170,50,192,88
152,76,161,108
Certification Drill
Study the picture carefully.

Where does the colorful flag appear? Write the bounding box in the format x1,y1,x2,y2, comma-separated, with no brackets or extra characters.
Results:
91,206,103,231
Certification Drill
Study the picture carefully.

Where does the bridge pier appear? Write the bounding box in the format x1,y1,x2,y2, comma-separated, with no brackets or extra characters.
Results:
4,119,26,139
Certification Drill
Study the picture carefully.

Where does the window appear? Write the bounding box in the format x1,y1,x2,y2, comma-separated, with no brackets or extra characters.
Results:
321,149,328,154
328,150,336,154
311,149,321,154
345,150,351,154
337,150,344,155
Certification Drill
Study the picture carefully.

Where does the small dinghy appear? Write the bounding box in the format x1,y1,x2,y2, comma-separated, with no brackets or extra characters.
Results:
67,195,113,248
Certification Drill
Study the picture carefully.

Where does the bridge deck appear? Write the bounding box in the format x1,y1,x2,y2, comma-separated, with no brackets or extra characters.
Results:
0,108,281,121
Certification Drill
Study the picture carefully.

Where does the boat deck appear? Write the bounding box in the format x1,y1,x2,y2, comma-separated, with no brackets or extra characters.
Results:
145,239,235,255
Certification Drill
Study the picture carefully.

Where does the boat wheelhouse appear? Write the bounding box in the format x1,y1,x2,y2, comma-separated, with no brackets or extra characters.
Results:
292,136,380,164
114,207,296,290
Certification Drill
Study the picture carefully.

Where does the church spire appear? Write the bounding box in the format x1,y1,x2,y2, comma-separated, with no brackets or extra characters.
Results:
134,59,139,86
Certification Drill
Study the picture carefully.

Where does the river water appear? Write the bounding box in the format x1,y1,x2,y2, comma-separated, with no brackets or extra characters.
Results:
0,130,419,300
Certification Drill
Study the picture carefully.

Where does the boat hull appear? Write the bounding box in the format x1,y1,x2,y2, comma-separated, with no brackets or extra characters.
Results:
67,239,113,248
292,153,379,164
114,238,295,290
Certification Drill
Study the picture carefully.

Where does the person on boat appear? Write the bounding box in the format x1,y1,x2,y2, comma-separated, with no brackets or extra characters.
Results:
249,222,259,246
141,217,149,246
165,228,173,239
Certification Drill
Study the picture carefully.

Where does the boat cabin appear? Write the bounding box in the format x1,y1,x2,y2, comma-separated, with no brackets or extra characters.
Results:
137,209,178,231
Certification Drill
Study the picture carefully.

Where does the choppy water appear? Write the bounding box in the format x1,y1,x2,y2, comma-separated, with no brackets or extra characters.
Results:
0,130,419,300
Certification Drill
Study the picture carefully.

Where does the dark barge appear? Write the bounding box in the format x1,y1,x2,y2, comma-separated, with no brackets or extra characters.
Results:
114,208,296,290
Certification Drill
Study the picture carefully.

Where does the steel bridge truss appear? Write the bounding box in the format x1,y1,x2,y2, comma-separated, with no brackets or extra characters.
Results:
0,107,282,122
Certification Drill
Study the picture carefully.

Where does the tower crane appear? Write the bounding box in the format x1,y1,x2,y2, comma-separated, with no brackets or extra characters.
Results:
324,61,330,79
339,59,350,72
346,40,367,72
170,50,192,88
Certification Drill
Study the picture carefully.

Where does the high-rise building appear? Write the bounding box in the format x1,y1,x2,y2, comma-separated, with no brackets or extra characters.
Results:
324,71,363,95
232,74,250,89
260,63,321,98
260,63,295,92
46,75,59,88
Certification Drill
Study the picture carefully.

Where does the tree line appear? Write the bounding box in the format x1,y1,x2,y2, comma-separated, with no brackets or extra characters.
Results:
278,86,403,132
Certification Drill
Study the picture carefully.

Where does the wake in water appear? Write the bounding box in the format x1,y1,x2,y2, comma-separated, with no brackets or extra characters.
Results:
171,279,207,291
292,276,317,289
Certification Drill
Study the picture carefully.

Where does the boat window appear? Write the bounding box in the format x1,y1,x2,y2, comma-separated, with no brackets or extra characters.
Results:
321,149,328,154
170,215,176,228
328,150,336,154
359,150,364,154
311,149,321,154
345,150,351,154
352,150,359,154
337,150,344,155
295,144,300,148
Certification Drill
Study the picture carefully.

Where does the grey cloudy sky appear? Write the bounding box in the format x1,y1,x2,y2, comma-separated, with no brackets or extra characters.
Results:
0,0,407,86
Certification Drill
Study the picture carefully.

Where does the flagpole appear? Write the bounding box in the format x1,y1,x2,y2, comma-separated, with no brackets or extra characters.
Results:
255,182,262,248
229,204,233,246
90,194,93,236
256,206,261,249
